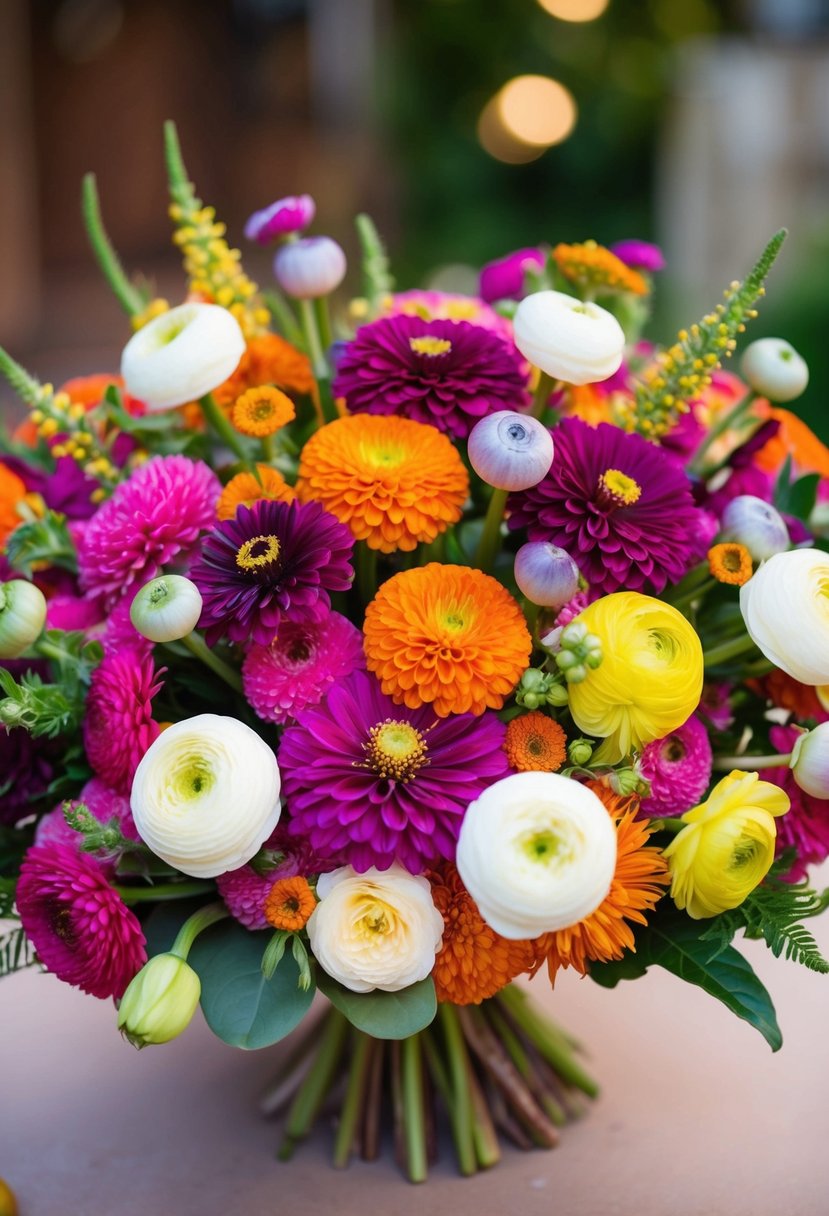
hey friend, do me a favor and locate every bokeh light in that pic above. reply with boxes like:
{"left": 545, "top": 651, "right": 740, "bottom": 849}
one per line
{"left": 478, "top": 75, "right": 577, "bottom": 164}
{"left": 537, "top": 0, "right": 610, "bottom": 23}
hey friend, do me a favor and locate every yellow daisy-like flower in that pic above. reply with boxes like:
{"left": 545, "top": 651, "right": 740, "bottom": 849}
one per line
{"left": 231, "top": 386, "right": 296, "bottom": 437}
{"left": 553, "top": 240, "right": 649, "bottom": 296}
{"left": 363, "top": 564, "right": 532, "bottom": 716}
{"left": 708, "top": 542, "right": 753, "bottom": 586}
{"left": 296, "top": 415, "right": 469, "bottom": 553}
{"left": 216, "top": 465, "right": 295, "bottom": 522}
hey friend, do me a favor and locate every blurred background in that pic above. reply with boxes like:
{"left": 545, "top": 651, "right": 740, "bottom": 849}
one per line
{"left": 1, "top": 0, "right": 828, "bottom": 434}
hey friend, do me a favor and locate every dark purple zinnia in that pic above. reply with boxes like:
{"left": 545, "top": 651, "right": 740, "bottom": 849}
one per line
{"left": 280, "top": 669, "right": 509, "bottom": 874}
{"left": 0, "top": 725, "right": 56, "bottom": 826}
{"left": 191, "top": 498, "right": 354, "bottom": 647}
{"left": 332, "top": 314, "right": 531, "bottom": 440}
{"left": 508, "top": 418, "right": 704, "bottom": 595}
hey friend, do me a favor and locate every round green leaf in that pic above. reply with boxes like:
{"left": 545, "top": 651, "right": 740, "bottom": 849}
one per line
{"left": 316, "top": 971, "right": 437, "bottom": 1039}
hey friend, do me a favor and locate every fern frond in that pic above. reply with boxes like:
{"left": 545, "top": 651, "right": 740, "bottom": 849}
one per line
{"left": 0, "top": 928, "right": 37, "bottom": 979}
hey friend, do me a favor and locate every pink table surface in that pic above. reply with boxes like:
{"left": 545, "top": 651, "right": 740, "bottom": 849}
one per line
{"left": 2, "top": 864, "right": 829, "bottom": 1216}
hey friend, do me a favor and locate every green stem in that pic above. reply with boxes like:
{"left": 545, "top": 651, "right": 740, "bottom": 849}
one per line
{"left": 401, "top": 1034, "right": 428, "bottom": 1183}
{"left": 530, "top": 372, "right": 556, "bottom": 421}
{"left": 652, "top": 817, "right": 685, "bottom": 835}
{"left": 356, "top": 542, "right": 378, "bottom": 606}
{"left": 299, "top": 298, "right": 329, "bottom": 380}
{"left": 496, "top": 988, "right": 597, "bottom": 1097}
{"left": 163, "top": 119, "right": 190, "bottom": 201}
{"left": 260, "top": 433, "right": 276, "bottom": 463}
{"left": 0, "top": 346, "right": 41, "bottom": 407}
{"left": 669, "top": 577, "right": 717, "bottom": 613}
{"left": 279, "top": 1009, "right": 348, "bottom": 1157}
{"left": 81, "top": 174, "right": 143, "bottom": 318}
{"left": 333, "top": 1032, "right": 373, "bottom": 1169}
{"left": 474, "top": 487, "right": 508, "bottom": 574}
{"left": 314, "top": 296, "right": 334, "bottom": 352}
{"left": 703, "top": 633, "right": 758, "bottom": 667}
{"left": 262, "top": 289, "right": 305, "bottom": 347}
{"left": 171, "top": 901, "right": 229, "bottom": 957}
{"left": 116, "top": 881, "right": 215, "bottom": 904}
{"left": 437, "top": 1004, "right": 477, "bottom": 1176}
{"left": 179, "top": 631, "right": 243, "bottom": 693}
{"left": 199, "top": 393, "right": 249, "bottom": 462}
{"left": 688, "top": 389, "right": 757, "bottom": 476}
{"left": 713, "top": 752, "right": 792, "bottom": 771}
{"left": 316, "top": 378, "right": 339, "bottom": 426}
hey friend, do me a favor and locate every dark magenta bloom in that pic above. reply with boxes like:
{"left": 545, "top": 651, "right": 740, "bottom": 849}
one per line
{"left": 0, "top": 726, "right": 55, "bottom": 826}
{"left": 191, "top": 498, "right": 354, "bottom": 647}
{"left": 479, "top": 248, "right": 545, "bottom": 303}
{"left": 244, "top": 194, "right": 315, "bottom": 244}
{"left": 279, "top": 670, "right": 509, "bottom": 873}
{"left": 610, "top": 240, "right": 665, "bottom": 273}
{"left": 332, "top": 314, "right": 531, "bottom": 440}
{"left": 508, "top": 417, "right": 703, "bottom": 595}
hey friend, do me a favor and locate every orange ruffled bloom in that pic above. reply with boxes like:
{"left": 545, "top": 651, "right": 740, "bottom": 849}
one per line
{"left": 231, "top": 386, "right": 296, "bottom": 437}
{"left": 752, "top": 405, "right": 829, "bottom": 479}
{"left": 297, "top": 415, "right": 469, "bottom": 553}
{"left": 430, "top": 863, "right": 535, "bottom": 1005}
{"left": 504, "top": 711, "right": 566, "bottom": 772}
{"left": 0, "top": 462, "right": 26, "bottom": 544}
{"left": 553, "top": 241, "right": 648, "bottom": 296}
{"left": 746, "top": 668, "right": 829, "bottom": 723}
{"left": 363, "top": 564, "right": 532, "bottom": 716}
{"left": 263, "top": 875, "right": 316, "bottom": 932}
{"left": 216, "top": 465, "right": 295, "bottom": 521}
{"left": 708, "top": 542, "right": 753, "bottom": 586}
{"left": 531, "top": 782, "right": 669, "bottom": 985}
{"left": 212, "top": 333, "right": 314, "bottom": 409}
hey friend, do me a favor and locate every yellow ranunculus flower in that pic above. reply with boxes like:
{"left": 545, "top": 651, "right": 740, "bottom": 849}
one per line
{"left": 566, "top": 592, "right": 704, "bottom": 763}
{"left": 663, "top": 771, "right": 790, "bottom": 919}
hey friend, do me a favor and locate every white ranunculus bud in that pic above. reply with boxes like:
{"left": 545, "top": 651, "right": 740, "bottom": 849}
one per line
{"left": 130, "top": 714, "right": 281, "bottom": 878}
{"left": 121, "top": 302, "right": 246, "bottom": 411}
{"left": 739, "top": 549, "right": 829, "bottom": 686}
{"left": 307, "top": 865, "right": 443, "bottom": 993}
{"left": 0, "top": 580, "right": 47, "bottom": 659}
{"left": 467, "top": 412, "right": 554, "bottom": 491}
{"left": 512, "top": 290, "right": 625, "bottom": 386}
{"left": 130, "top": 575, "right": 203, "bottom": 643}
{"left": 741, "top": 338, "right": 809, "bottom": 403}
{"left": 274, "top": 236, "right": 347, "bottom": 299}
{"left": 790, "top": 723, "right": 829, "bottom": 799}
{"left": 720, "top": 495, "right": 789, "bottom": 561}
{"left": 456, "top": 771, "right": 617, "bottom": 939}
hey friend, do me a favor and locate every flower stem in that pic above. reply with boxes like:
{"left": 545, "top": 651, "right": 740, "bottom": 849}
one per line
{"left": 437, "top": 1004, "right": 477, "bottom": 1175}
{"left": 171, "top": 901, "right": 229, "bottom": 957}
{"left": 199, "top": 392, "right": 249, "bottom": 462}
{"left": 356, "top": 541, "right": 378, "bottom": 607}
{"left": 474, "top": 487, "right": 508, "bottom": 574}
{"left": 713, "top": 752, "right": 792, "bottom": 771}
{"left": 178, "top": 631, "right": 243, "bottom": 693}
{"left": 314, "top": 296, "right": 334, "bottom": 353}
{"left": 688, "top": 389, "right": 756, "bottom": 476}
{"left": 401, "top": 1034, "right": 428, "bottom": 1183}
{"left": 332, "top": 1031, "right": 373, "bottom": 1169}
{"left": 116, "top": 881, "right": 215, "bottom": 903}
{"left": 669, "top": 577, "right": 717, "bottom": 613}
{"left": 530, "top": 372, "right": 557, "bottom": 421}
{"left": 651, "top": 817, "right": 686, "bottom": 834}
{"left": 495, "top": 987, "right": 598, "bottom": 1097}
{"left": 279, "top": 1008, "right": 348, "bottom": 1159}
{"left": 81, "top": 173, "right": 143, "bottom": 318}
{"left": 260, "top": 433, "right": 276, "bottom": 463}
{"left": 299, "top": 298, "right": 329, "bottom": 381}
{"left": 703, "top": 633, "right": 758, "bottom": 667}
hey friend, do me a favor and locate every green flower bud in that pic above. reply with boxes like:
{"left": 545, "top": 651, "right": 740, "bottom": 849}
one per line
{"left": 561, "top": 621, "right": 587, "bottom": 647}
{"left": 563, "top": 663, "right": 587, "bottom": 684}
{"left": 568, "top": 738, "right": 594, "bottom": 766}
{"left": 518, "top": 690, "right": 544, "bottom": 709}
{"left": 130, "top": 575, "right": 203, "bottom": 644}
{"left": 545, "top": 682, "right": 570, "bottom": 707}
{"left": 0, "top": 580, "right": 47, "bottom": 659}
{"left": 555, "top": 650, "right": 580, "bottom": 671}
{"left": 117, "top": 953, "right": 201, "bottom": 1048}
{"left": 609, "top": 768, "right": 642, "bottom": 796}
{"left": 519, "top": 668, "right": 547, "bottom": 692}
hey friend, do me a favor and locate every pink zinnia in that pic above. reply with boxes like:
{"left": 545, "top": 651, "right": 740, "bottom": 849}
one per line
{"left": 45, "top": 594, "right": 104, "bottom": 634}
{"left": 639, "top": 715, "right": 713, "bottom": 818}
{"left": 762, "top": 726, "right": 829, "bottom": 881}
{"left": 242, "top": 611, "right": 365, "bottom": 724}
{"left": 78, "top": 455, "right": 221, "bottom": 609}
{"left": 84, "top": 651, "right": 164, "bottom": 794}
{"left": 36, "top": 778, "right": 139, "bottom": 859}
{"left": 16, "top": 843, "right": 146, "bottom": 999}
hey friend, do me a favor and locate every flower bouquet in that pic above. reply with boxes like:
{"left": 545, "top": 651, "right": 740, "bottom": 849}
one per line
{"left": 2, "top": 121, "right": 828, "bottom": 1185}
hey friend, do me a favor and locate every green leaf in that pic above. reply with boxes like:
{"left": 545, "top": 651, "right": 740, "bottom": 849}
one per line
{"left": 0, "top": 926, "right": 37, "bottom": 978}
{"left": 189, "top": 919, "right": 314, "bottom": 1050}
{"left": 775, "top": 472, "right": 820, "bottom": 521}
{"left": 0, "top": 877, "right": 16, "bottom": 918}
{"left": 590, "top": 915, "right": 782, "bottom": 1051}
{"left": 316, "top": 971, "right": 437, "bottom": 1039}
{"left": 5, "top": 512, "right": 78, "bottom": 577}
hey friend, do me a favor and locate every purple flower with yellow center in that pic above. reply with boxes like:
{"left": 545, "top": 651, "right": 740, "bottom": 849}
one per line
{"left": 332, "top": 314, "right": 531, "bottom": 440}
{"left": 190, "top": 498, "right": 354, "bottom": 647}
{"left": 279, "top": 669, "right": 509, "bottom": 873}
{"left": 508, "top": 418, "right": 703, "bottom": 595}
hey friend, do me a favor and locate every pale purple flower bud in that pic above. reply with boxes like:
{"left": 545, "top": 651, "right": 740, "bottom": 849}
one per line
{"left": 244, "top": 195, "right": 316, "bottom": 244}
{"left": 610, "top": 240, "right": 665, "bottom": 273}
{"left": 274, "top": 236, "right": 347, "bottom": 299}
{"left": 791, "top": 723, "right": 829, "bottom": 799}
{"left": 467, "top": 411, "right": 554, "bottom": 491}
{"left": 479, "top": 248, "right": 545, "bottom": 303}
{"left": 721, "top": 495, "right": 789, "bottom": 561}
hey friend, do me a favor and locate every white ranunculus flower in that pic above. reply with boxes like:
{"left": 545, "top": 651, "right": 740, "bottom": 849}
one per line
{"left": 131, "top": 714, "right": 281, "bottom": 878}
{"left": 456, "top": 771, "right": 617, "bottom": 939}
{"left": 129, "top": 575, "right": 203, "bottom": 643}
{"left": 121, "top": 302, "right": 245, "bottom": 411}
{"left": 739, "top": 549, "right": 829, "bottom": 685}
{"left": 307, "top": 865, "right": 444, "bottom": 993}
{"left": 741, "top": 337, "right": 809, "bottom": 403}
{"left": 791, "top": 723, "right": 829, "bottom": 799}
{"left": 512, "top": 290, "right": 625, "bottom": 386}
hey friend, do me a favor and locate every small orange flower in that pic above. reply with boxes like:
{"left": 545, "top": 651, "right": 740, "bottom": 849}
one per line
{"left": 429, "top": 863, "right": 535, "bottom": 1004}
{"left": 216, "top": 465, "right": 295, "bottom": 521}
{"left": 504, "top": 712, "right": 566, "bottom": 772}
{"left": 297, "top": 414, "right": 469, "bottom": 553}
{"left": 0, "top": 462, "right": 26, "bottom": 544}
{"left": 263, "top": 875, "right": 316, "bottom": 932}
{"left": 531, "top": 781, "right": 669, "bottom": 985}
{"left": 363, "top": 564, "right": 532, "bottom": 716}
{"left": 708, "top": 542, "right": 753, "bottom": 586}
{"left": 213, "top": 333, "right": 314, "bottom": 408}
{"left": 231, "top": 386, "right": 296, "bottom": 437}
{"left": 553, "top": 241, "right": 648, "bottom": 296}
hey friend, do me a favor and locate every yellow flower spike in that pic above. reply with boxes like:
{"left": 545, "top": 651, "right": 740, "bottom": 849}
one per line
{"left": 663, "top": 771, "right": 789, "bottom": 919}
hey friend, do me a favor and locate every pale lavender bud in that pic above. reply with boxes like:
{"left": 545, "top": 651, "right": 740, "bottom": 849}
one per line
{"left": 721, "top": 495, "right": 789, "bottom": 561}
{"left": 467, "top": 411, "right": 554, "bottom": 491}
{"left": 244, "top": 195, "right": 315, "bottom": 244}
{"left": 514, "top": 542, "right": 580, "bottom": 608}
{"left": 274, "top": 236, "right": 346, "bottom": 299}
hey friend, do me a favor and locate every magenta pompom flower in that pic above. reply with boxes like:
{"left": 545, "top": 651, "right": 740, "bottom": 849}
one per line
{"left": 279, "top": 669, "right": 509, "bottom": 873}
{"left": 508, "top": 417, "right": 704, "bottom": 595}
{"left": 16, "top": 843, "right": 147, "bottom": 999}
{"left": 191, "top": 498, "right": 354, "bottom": 647}
{"left": 78, "top": 455, "right": 221, "bottom": 609}
{"left": 83, "top": 651, "right": 164, "bottom": 795}
{"left": 762, "top": 726, "right": 829, "bottom": 881}
{"left": 332, "top": 314, "right": 531, "bottom": 440}
{"left": 243, "top": 610, "right": 365, "bottom": 724}
{"left": 638, "top": 714, "right": 713, "bottom": 818}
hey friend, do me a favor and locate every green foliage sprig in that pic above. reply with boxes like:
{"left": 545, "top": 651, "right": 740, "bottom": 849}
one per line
{"left": 699, "top": 871, "right": 829, "bottom": 974}
{"left": 0, "top": 927, "right": 36, "bottom": 979}
{"left": 5, "top": 511, "right": 78, "bottom": 578}
{"left": 0, "top": 631, "right": 102, "bottom": 738}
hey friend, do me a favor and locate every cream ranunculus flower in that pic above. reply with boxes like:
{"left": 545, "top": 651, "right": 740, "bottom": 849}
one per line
{"left": 739, "top": 549, "right": 829, "bottom": 685}
{"left": 307, "top": 865, "right": 443, "bottom": 993}
{"left": 790, "top": 722, "right": 829, "bottom": 799}
{"left": 121, "top": 302, "right": 245, "bottom": 411}
{"left": 130, "top": 714, "right": 281, "bottom": 877}
{"left": 512, "top": 290, "right": 625, "bottom": 386}
{"left": 455, "top": 771, "right": 617, "bottom": 940}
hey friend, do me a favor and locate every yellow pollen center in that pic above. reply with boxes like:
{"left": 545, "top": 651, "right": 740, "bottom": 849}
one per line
{"left": 356, "top": 898, "right": 395, "bottom": 937}
{"left": 363, "top": 719, "right": 429, "bottom": 783}
{"left": 599, "top": 468, "right": 642, "bottom": 506}
{"left": 235, "top": 534, "right": 281, "bottom": 571}
{"left": 410, "top": 336, "right": 452, "bottom": 357}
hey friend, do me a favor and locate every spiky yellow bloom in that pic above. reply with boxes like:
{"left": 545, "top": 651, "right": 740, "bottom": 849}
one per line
{"left": 231, "top": 386, "right": 296, "bottom": 437}
{"left": 553, "top": 240, "right": 648, "bottom": 296}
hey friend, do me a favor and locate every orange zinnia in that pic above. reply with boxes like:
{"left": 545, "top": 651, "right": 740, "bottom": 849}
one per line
{"left": 263, "top": 875, "right": 316, "bottom": 932}
{"left": 296, "top": 415, "right": 469, "bottom": 553}
{"left": 231, "top": 386, "right": 296, "bottom": 437}
{"left": 216, "top": 465, "right": 295, "bottom": 521}
{"left": 212, "top": 333, "right": 314, "bottom": 408}
{"left": 553, "top": 241, "right": 648, "bottom": 296}
{"left": 363, "top": 564, "right": 532, "bottom": 716}
{"left": 707, "top": 542, "right": 753, "bottom": 586}
{"left": 531, "top": 781, "right": 669, "bottom": 985}
{"left": 429, "top": 863, "right": 535, "bottom": 1005}
{"left": 0, "top": 462, "right": 26, "bottom": 544}
{"left": 504, "top": 711, "right": 566, "bottom": 772}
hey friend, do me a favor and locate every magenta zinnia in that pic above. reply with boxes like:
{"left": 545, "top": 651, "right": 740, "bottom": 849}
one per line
{"left": 332, "top": 314, "right": 531, "bottom": 440}
{"left": 279, "top": 669, "right": 509, "bottom": 873}
{"left": 83, "top": 650, "right": 164, "bottom": 795}
{"left": 191, "top": 498, "right": 354, "bottom": 647}
{"left": 508, "top": 417, "right": 704, "bottom": 594}
{"left": 16, "top": 843, "right": 147, "bottom": 999}
{"left": 638, "top": 714, "right": 713, "bottom": 818}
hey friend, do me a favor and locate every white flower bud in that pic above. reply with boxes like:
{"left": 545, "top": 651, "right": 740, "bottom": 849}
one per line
{"left": 130, "top": 575, "right": 203, "bottom": 643}
{"left": 274, "top": 236, "right": 347, "bottom": 299}
{"left": 739, "top": 549, "right": 829, "bottom": 685}
{"left": 121, "top": 302, "right": 246, "bottom": 411}
{"left": 720, "top": 495, "right": 789, "bottom": 561}
{"left": 790, "top": 723, "right": 829, "bottom": 799}
{"left": 456, "top": 771, "right": 617, "bottom": 939}
{"left": 512, "top": 290, "right": 625, "bottom": 386}
{"left": 741, "top": 338, "right": 809, "bottom": 403}
{"left": 0, "top": 580, "right": 47, "bottom": 659}
{"left": 514, "top": 542, "right": 580, "bottom": 608}
{"left": 467, "top": 412, "right": 554, "bottom": 491}
{"left": 307, "top": 865, "right": 443, "bottom": 993}
{"left": 131, "top": 714, "right": 281, "bottom": 877}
